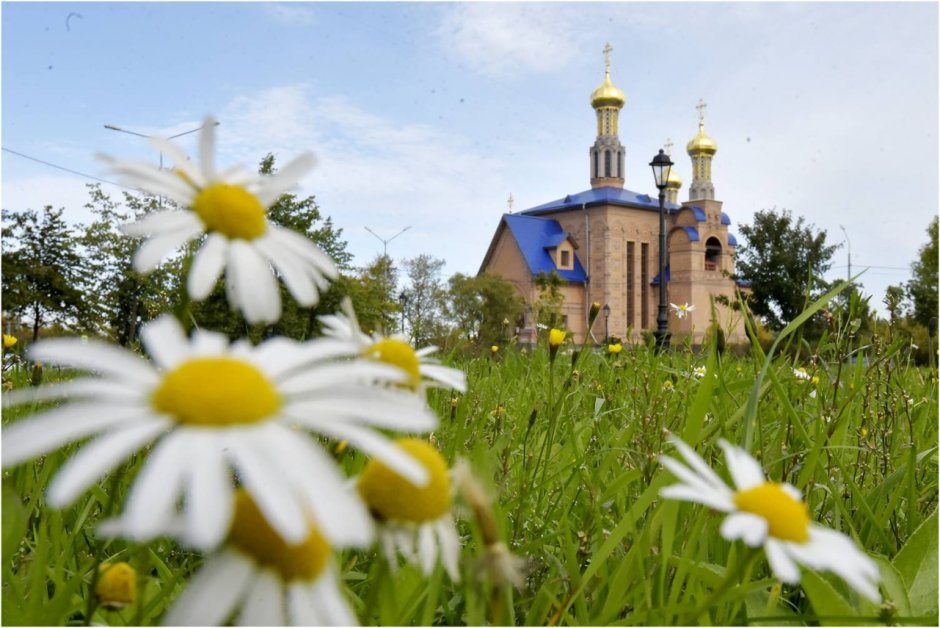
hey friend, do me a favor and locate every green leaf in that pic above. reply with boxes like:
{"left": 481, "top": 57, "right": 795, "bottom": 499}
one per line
{"left": 801, "top": 569, "right": 858, "bottom": 624}
{"left": 1, "top": 481, "right": 28, "bottom": 561}
{"left": 892, "top": 509, "right": 938, "bottom": 617}
{"left": 872, "top": 556, "right": 911, "bottom": 617}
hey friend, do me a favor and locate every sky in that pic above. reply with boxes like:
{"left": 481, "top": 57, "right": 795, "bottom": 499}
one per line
{"left": 2, "top": 1, "right": 938, "bottom": 317}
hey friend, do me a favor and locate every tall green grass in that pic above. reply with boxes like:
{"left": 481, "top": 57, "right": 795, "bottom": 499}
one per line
{"left": 3, "top": 307, "right": 937, "bottom": 626}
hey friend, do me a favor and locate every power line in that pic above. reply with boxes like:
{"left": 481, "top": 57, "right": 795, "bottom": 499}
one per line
{"left": 2, "top": 147, "right": 135, "bottom": 190}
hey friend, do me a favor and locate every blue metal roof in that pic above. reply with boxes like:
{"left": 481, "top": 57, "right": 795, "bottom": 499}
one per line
{"left": 721, "top": 212, "right": 731, "bottom": 226}
{"left": 502, "top": 214, "right": 587, "bottom": 282}
{"left": 521, "top": 186, "right": 681, "bottom": 215}
{"left": 652, "top": 265, "right": 671, "bottom": 285}
{"left": 679, "top": 226, "right": 700, "bottom": 242}
{"left": 690, "top": 206, "right": 706, "bottom": 222}
{"left": 728, "top": 233, "right": 738, "bottom": 246}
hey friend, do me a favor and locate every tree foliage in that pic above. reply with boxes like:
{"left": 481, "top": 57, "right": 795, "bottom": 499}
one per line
{"left": 189, "top": 154, "right": 352, "bottom": 340}
{"left": 446, "top": 272, "right": 524, "bottom": 346}
{"left": 1, "top": 207, "right": 88, "bottom": 340}
{"left": 344, "top": 255, "right": 400, "bottom": 336}
{"left": 736, "top": 208, "right": 837, "bottom": 330}
{"left": 402, "top": 254, "right": 446, "bottom": 346}
{"left": 907, "top": 216, "right": 938, "bottom": 327}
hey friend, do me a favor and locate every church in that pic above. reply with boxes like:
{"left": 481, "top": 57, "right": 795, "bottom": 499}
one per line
{"left": 479, "top": 45, "right": 749, "bottom": 346}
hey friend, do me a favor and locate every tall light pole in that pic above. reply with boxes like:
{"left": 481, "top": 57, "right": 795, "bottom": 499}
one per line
{"left": 839, "top": 224, "right": 852, "bottom": 283}
{"left": 102, "top": 120, "right": 216, "bottom": 346}
{"left": 650, "top": 148, "right": 674, "bottom": 351}
{"left": 603, "top": 303, "right": 611, "bottom": 343}
{"left": 365, "top": 225, "right": 412, "bottom": 258}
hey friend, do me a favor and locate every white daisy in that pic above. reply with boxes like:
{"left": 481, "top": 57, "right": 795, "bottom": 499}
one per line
{"left": 100, "top": 116, "right": 337, "bottom": 324}
{"left": 691, "top": 366, "right": 707, "bottom": 379}
{"left": 670, "top": 302, "right": 696, "bottom": 319}
{"left": 164, "top": 490, "right": 357, "bottom": 626}
{"left": 357, "top": 438, "right": 461, "bottom": 581}
{"left": 2, "top": 315, "right": 438, "bottom": 550}
{"left": 319, "top": 298, "right": 467, "bottom": 393}
{"left": 659, "top": 437, "right": 882, "bottom": 602}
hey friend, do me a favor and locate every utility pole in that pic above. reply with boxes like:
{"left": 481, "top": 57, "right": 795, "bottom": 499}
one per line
{"left": 839, "top": 225, "right": 852, "bottom": 282}
{"left": 364, "top": 225, "right": 411, "bottom": 258}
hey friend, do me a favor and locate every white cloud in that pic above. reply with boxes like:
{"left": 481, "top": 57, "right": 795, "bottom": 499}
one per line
{"left": 260, "top": 3, "right": 317, "bottom": 26}
{"left": 1, "top": 175, "right": 101, "bottom": 225}
{"left": 435, "top": 4, "right": 586, "bottom": 77}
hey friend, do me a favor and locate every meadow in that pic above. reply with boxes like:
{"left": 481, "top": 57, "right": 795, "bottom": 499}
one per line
{"left": 3, "top": 296, "right": 937, "bottom": 627}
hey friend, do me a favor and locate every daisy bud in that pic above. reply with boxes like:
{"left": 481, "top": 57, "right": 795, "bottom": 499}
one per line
{"left": 589, "top": 302, "right": 601, "bottom": 326}
{"left": 95, "top": 562, "right": 137, "bottom": 610}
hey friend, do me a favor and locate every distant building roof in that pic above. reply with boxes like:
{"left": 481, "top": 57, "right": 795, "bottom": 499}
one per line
{"left": 728, "top": 233, "right": 738, "bottom": 246}
{"left": 502, "top": 214, "right": 587, "bottom": 282}
{"left": 521, "top": 185, "right": 681, "bottom": 215}
{"left": 679, "top": 226, "right": 700, "bottom": 242}
{"left": 689, "top": 206, "right": 707, "bottom": 222}
{"left": 721, "top": 212, "right": 731, "bottom": 225}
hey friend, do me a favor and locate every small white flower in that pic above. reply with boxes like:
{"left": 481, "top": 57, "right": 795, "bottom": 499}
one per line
{"left": 357, "top": 438, "right": 461, "bottom": 581}
{"left": 2, "top": 315, "right": 438, "bottom": 550}
{"left": 793, "top": 367, "right": 811, "bottom": 380}
{"left": 692, "top": 366, "right": 707, "bottom": 379}
{"left": 659, "top": 437, "right": 881, "bottom": 602}
{"left": 101, "top": 116, "right": 337, "bottom": 324}
{"left": 164, "top": 490, "right": 357, "bottom": 626}
{"left": 320, "top": 298, "right": 466, "bottom": 393}
{"left": 670, "top": 303, "right": 695, "bottom": 319}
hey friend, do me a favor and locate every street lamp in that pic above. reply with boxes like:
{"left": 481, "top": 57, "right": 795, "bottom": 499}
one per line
{"left": 839, "top": 224, "right": 852, "bottom": 283}
{"left": 104, "top": 120, "right": 219, "bottom": 173}
{"left": 398, "top": 290, "right": 409, "bottom": 335}
{"left": 650, "top": 148, "right": 673, "bottom": 350}
{"left": 365, "top": 225, "right": 412, "bottom": 258}
{"left": 602, "top": 303, "right": 611, "bottom": 343}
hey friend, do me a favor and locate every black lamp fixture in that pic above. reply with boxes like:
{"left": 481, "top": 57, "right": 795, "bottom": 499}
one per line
{"left": 397, "top": 290, "right": 409, "bottom": 335}
{"left": 602, "top": 303, "right": 611, "bottom": 343}
{"left": 649, "top": 148, "right": 674, "bottom": 350}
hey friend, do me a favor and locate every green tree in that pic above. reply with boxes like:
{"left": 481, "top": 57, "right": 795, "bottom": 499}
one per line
{"left": 533, "top": 271, "right": 565, "bottom": 329}
{"left": 1, "top": 207, "right": 88, "bottom": 340}
{"left": 189, "top": 154, "right": 352, "bottom": 340}
{"left": 446, "top": 272, "right": 524, "bottom": 345}
{"left": 736, "top": 208, "right": 838, "bottom": 329}
{"left": 907, "top": 216, "right": 938, "bottom": 327}
{"left": 79, "top": 185, "right": 177, "bottom": 345}
{"left": 345, "top": 254, "right": 400, "bottom": 335}
{"left": 402, "top": 254, "right": 446, "bottom": 345}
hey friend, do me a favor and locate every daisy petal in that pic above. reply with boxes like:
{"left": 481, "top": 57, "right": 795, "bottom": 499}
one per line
{"left": 163, "top": 550, "right": 255, "bottom": 626}
{"left": 228, "top": 240, "right": 280, "bottom": 324}
{"left": 309, "top": 566, "right": 358, "bottom": 627}
{"left": 418, "top": 522, "right": 437, "bottom": 575}
{"left": 659, "top": 484, "right": 736, "bottom": 512}
{"left": 718, "top": 439, "right": 766, "bottom": 490}
{"left": 140, "top": 314, "right": 191, "bottom": 369}
{"left": 254, "top": 153, "right": 317, "bottom": 207}
{"left": 436, "top": 517, "right": 462, "bottom": 581}
{"left": 183, "top": 429, "right": 234, "bottom": 549}
{"left": 198, "top": 116, "right": 217, "bottom": 181}
{"left": 765, "top": 539, "right": 801, "bottom": 585}
{"left": 254, "top": 236, "right": 318, "bottom": 305}
{"left": 120, "top": 209, "right": 202, "bottom": 237}
{"left": 669, "top": 437, "right": 730, "bottom": 492}
{"left": 188, "top": 233, "right": 229, "bottom": 301}
{"left": 150, "top": 136, "right": 206, "bottom": 189}
{"left": 133, "top": 222, "right": 204, "bottom": 273}
{"left": 47, "top": 419, "right": 170, "bottom": 507}
{"left": 720, "top": 512, "right": 768, "bottom": 547}
{"left": 287, "top": 581, "right": 323, "bottom": 626}
{"left": 120, "top": 430, "right": 189, "bottom": 540}
{"left": 236, "top": 568, "right": 284, "bottom": 626}
{"left": 28, "top": 338, "right": 157, "bottom": 385}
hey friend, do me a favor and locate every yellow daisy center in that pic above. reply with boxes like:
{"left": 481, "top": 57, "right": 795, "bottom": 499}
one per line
{"left": 733, "top": 482, "right": 810, "bottom": 543}
{"left": 192, "top": 183, "right": 267, "bottom": 240}
{"left": 95, "top": 562, "right": 137, "bottom": 610}
{"left": 152, "top": 357, "right": 281, "bottom": 426}
{"left": 357, "top": 438, "right": 451, "bottom": 523}
{"left": 228, "top": 490, "right": 330, "bottom": 582}
{"left": 365, "top": 338, "right": 421, "bottom": 390}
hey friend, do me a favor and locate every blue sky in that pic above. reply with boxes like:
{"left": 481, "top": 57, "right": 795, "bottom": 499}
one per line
{"left": 3, "top": 1, "right": 937, "bottom": 316}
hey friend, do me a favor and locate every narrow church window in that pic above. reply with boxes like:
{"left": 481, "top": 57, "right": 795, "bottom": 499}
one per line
{"left": 627, "top": 241, "right": 635, "bottom": 328}
{"left": 605, "top": 150, "right": 611, "bottom": 177}
{"left": 617, "top": 151, "right": 622, "bottom": 178}
{"left": 705, "top": 237, "right": 722, "bottom": 271}
{"left": 641, "top": 243, "right": 650, "bottom": 328}
{"left": 594, "top": 151, "right": 599, "bottom": 178}
{"left": 560, "top": 250, "right": 571, "bottom": 268}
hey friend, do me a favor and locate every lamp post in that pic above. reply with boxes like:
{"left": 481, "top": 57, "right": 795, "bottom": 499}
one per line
{"left": 365, "top": 225, "right": 412, "bottom": 258}
{"left": 839, "top": 224, "right": 852, "bottom": 283}
{"left": 398, "top": 290, "right": 409, "bottom": 336}
{"left": 650, "top": 148, "right": 674, "bottom": 350}
{"left": 602, "top": 303, "right": 611, "bottom": 343}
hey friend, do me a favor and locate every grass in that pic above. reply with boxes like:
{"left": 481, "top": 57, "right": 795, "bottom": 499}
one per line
{"left": 2, "top": 305, "right": 937, "bottom": 626}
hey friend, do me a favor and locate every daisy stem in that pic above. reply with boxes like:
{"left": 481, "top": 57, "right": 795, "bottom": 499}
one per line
{"left": 82, "top": 471, "right": 124, "bottom": 626}
{"left": 685, "top": 546, "right": 761, "bottom": 624}
{"left": 173, "top": 247, "right": 195, "bottom": 332}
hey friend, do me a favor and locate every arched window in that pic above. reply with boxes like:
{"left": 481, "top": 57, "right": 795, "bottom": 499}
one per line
{"left": 705, "top": 237, "right": 722, "bottom": 271}
{"left": 617, "top": 151, "right": 622, "bottom": 177}
{"left": 605, "top": 150, "right": 611, "bottom": 177}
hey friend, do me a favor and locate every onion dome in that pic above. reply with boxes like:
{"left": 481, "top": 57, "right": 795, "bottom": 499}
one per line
{"left": 591, "top": 72, "right": 625, "bottom": 108}
{"left": 687, "top": 123, "right": 718, "bottom": 155}
{"left": 666, "top": 165, "right": 683, "bottom": 189}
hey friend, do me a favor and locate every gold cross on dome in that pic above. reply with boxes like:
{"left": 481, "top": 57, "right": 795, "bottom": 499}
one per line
{"left": 603, "top": 42, "right": 613, "bottom": 72}
{"left": 697, "top": 98, "right": 707, "bottom": 125}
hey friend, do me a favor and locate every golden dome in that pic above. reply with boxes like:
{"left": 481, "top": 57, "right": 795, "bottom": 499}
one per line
{"left": 591, "top": 70, "right": 626, "bottom": 108}
{"left": 687, "top": 122, "right": 718, "bottom": 155}
{"left": 666, "top": 165, "right": 682, "bottom": 189}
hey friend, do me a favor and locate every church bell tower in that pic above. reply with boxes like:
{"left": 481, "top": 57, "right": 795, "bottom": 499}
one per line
{"left": 589, "top": 43, "right": 626, "bottom": 189}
